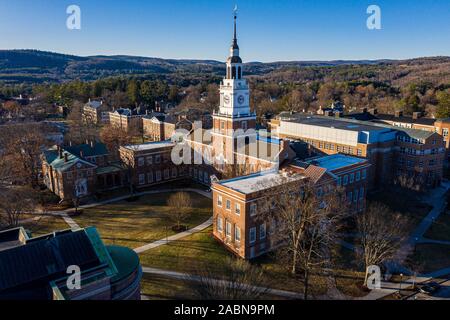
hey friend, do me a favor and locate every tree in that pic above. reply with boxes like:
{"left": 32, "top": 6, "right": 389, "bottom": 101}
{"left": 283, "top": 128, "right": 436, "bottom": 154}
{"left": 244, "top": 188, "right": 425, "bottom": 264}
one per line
{"left": 100, "top": 124, "right": 133, "bottom": 160}
{"left": 192, "top": 257, "right": 269, "bottom": 300}
{"left": 66, "top": 100, "right": 99, "bottom": 144}
{"left": 258, "top": 178, "right": 348, "bottom": 300}
{"left": 436, "top": 91, "right": 450, "bottom": 119}
{"left": 356, "top": 203, "right": 409, "bottom": 286}
{"left": 0, "top": 123, "right": 49, "bottom": 187}
{"left": 167, "top": 192, "right": 192, "bottom": 230}
{"left": 0, "top": 187, "right": 37, "bottom": 228}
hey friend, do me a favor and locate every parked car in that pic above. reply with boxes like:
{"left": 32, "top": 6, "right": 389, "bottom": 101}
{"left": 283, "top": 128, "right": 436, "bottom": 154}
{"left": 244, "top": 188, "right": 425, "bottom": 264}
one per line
{"left": 419, "top": 282, "right": 441, "bottom": 295}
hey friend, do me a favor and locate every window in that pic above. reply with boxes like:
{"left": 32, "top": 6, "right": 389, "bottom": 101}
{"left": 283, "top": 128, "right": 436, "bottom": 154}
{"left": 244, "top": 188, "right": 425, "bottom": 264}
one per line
{"left": 164, "top": 169, "right": 170, "bottom": 179}
{"left": 349, "top": 173, "right": 355, "bottom": 183}
{"left": 138, "top": 157, "right": 144, "bottom": 167}
{"left": 171, "top": 167, "right": 177, "bottom": 178}
{"left": 226, "top": 199, "right": 231, "bottom": 211}
{"left": 250, "top": 203, "right": 257, "bottom": 216}
{"left": 217, "top": 195, "right": 223, "bottom": 207}
{"left": 353, "top": 189, "right": 358, "bottom": 203}
{"left": 337, "top": 177, "right": 341, "bottom": 186}
{"left": 359, "top": 187, "right": 364, "bottom": 199}
{"left": 156, "top": 170, "right": 162, "bottom": 181}
{"left": 138, "top": 174, "right": 145, "bottom": 185}
{"left": 357, "top": 149, "right": 362, "bottom": 156}
{"left": 343, "top": 175, "right": 348, "bottom": 185}
{"left": 362, "top": 169, "right": 367, "bottom": 180}
{"left": 355, "top": 171, "right": 361, "bottom": 181}
{"left": 155, "top": 155, "right": 161, "bottom": 164}
{"left": 249, "top": 227, "right": 256, "bottom": 244}
{"left": 443, "top": 128, "right": 449, "bottom": 137}
{"left": 204, "top": 172, "right": 209, "bottom": 184}
{"left": 217, "top": 217, "right": 223, "bottom": 232}
{"left": 147, "top": 172, "right": 153, "bottom": 183}
{"left": 260, "top": 224, "right": 266, "bottom": 240}
{"left": 241, "top": 121, "right": 248, "bottom": 130}
{"left": 226, "top": 221, "right": 232, "bottom": 238}
{"left": 220, "top": 121, "right": 225, "bottom": 130}
{"left": 146, "top": 156, "right": 153, "bottom": 165}
{"left": 235, "top": 203, "right": 241, "bottom": 216}
{"left": 235, "top": 226, "right": 241, "bottom": 242}
{"left": 348, "top": 192, "right": 352, "bottom": 203}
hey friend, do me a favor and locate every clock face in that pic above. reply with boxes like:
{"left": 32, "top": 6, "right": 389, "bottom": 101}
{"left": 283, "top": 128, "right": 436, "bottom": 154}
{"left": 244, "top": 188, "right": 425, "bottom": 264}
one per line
{"left": 238, "top": 95, "right": 245, "bottom": 105}
{"left": 223, "top": 95, "right": 230, "bottom": 105}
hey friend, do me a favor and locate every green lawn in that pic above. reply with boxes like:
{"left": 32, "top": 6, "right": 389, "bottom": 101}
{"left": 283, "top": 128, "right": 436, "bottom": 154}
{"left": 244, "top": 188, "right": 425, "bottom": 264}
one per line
{"left": 367, "top": 188, "right": 431, "bottom": 233}
{"left": 73, "top": 191, "right": 212, "bottom": 249}
{"left": 424, "top": 214, "right": 450, "bottom": 242}
{"left": 139, "top": 227, "right": 367, "bottom": 298}
{"left": 407, "top": 244, "right": 450, "bottom": 274}
{"left": 20, "top": 215, "right": 70, "bottom": 237}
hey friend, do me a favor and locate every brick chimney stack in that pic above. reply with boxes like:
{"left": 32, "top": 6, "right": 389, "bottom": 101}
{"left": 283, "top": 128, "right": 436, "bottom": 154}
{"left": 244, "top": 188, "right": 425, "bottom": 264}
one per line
{"left": 64, "top": 153, "right": 69, "bottom": 163}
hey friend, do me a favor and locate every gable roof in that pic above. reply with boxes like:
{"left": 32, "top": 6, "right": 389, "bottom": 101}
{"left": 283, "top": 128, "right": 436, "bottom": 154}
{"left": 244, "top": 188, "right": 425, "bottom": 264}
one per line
{"left": 43, "top": 147, "right": 96, "bottom": 172}
{"left": 64, "top": 142, "right": 108, "bottom": 158}
{"left": 303, "top": 165, "right": 329, "bottom": 184}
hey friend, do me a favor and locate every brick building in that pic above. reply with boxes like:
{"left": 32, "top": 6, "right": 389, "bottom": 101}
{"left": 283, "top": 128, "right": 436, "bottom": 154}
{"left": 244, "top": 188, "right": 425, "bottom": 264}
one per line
{"left": 108, "top": 108, "right": 145, "bottom": 133}
{"left": 42, "top": 142, "right": 124, "bottom": 201}
{"left": 82, "top": 99, "right": 109, "bottom": 124}
{"left": 211, "top": 154, "right": 370, "bottom": 259}
{"left": 270, "top": 113, "right": 445, "bottom": 191}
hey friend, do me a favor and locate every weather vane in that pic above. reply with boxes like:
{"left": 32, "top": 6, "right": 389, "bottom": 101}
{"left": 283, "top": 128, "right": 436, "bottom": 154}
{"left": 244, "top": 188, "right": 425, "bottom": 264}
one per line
{"left": 234, "top": 5, "right": 238, "bottom": 16}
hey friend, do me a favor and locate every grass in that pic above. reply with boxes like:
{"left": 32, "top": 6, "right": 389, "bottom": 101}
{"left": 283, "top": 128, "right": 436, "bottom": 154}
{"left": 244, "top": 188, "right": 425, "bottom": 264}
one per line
{"left": 367, "top": 187, "right": 431, "bottom": 232}
{"left": 424, "top": 213, "right": 450, "bottom": 242}
{"left": 140, "top": 274, "right": 198, "bottom": 300}
{"left": 73, "top": 191, "right": 212, "bottom": 249}
{"left": 20, "top": 215, "right": 70, "bottom": 237}
{"left": 139, "top": 227, "right": 367, "bottom": 298}
{"left": 407, "top": 244, "right": 450, "bottom": 274}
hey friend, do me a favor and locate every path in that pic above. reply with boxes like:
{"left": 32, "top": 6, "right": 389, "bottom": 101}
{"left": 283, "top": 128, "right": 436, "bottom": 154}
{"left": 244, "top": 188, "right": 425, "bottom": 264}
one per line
{"left": 134, "top": 217, "right": 213, "bottom": 254}
{"left": 141, "top": 266, "right": 303, "bottom": 300}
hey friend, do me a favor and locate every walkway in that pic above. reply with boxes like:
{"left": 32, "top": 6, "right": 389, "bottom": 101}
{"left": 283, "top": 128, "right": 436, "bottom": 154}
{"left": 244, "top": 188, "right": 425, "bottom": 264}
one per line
{"left": 134, "top": 217, "right": 213, "bottom": 254}
{"left": 141, "top": 266, "right": 303, "bottom": 300}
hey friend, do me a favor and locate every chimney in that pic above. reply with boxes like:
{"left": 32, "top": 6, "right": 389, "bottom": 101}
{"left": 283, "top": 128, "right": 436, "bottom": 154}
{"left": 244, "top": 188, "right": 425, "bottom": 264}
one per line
{"left": 395, "top": 111, "right": 403, "bottom": 118}
{"left": 58, "top": 146, "right": 63, "bottom": 159}
{"left": 64, "top": 153, "right": 69, "bottom": 163}
{"left": 412, "top": 112, "right": 422, "bottom": 120}
{"left": 80, "top": 150, "right": 84, "bottom": 158}
{"left": 90, "top": 140, "right": 94, "bottom": 148}
{"left": 362, "top": 107, "right": 368, "bottom": 113}
{"left": 88, "top": 98, "right": 91, "bottom": 103}
{"left": 369, "top": 108, "right": 378, "bottom": 115}
{"left": 69, "top": 141, "right": 72, "bottom": 147}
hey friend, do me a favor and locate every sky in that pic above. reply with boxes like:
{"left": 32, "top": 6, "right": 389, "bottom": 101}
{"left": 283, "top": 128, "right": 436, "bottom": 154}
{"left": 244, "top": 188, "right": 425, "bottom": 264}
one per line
{"left": 0, "top": 0, "right": 449, "bottom": 62}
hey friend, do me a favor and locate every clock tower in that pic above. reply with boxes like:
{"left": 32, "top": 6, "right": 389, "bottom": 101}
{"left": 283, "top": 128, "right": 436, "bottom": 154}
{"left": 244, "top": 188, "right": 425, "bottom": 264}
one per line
{"left": 212, "top": 8, "right": 257, "bottom": 166}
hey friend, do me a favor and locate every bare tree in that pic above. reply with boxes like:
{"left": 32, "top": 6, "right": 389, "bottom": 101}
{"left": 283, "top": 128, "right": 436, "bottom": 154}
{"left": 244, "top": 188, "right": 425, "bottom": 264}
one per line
{"left": 258, "top": 177, "right": 348, "bottom": 300}
{"left": 100, "top": 124, "right": 133, "bottom": 160}
{"left": 356, "top": 203, "right": 409, "bottom": 286}
{"left": 167, "top": 192, "right": 192, "bottom": 231}
{"left": 66, "top": 101, "right": 99, "bottom": 144}
{"left": 192, "top": 257, "right": 269, "bottom": 300}
{"left": 0, "top": 187, "right": 37, "bottom": 228}
{"left": 0, "top": 123, "right": 49, "bottom": 187}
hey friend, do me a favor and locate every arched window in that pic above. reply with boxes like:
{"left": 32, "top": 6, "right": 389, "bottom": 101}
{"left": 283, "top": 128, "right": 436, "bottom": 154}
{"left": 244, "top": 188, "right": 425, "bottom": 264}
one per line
{"left": 232, "top": 66, "right": 236, "bottom": 79}
{"left": 227, "top": 67, "right": 231, "bottom": 79}
{"left": 238, "top": 66, "right": 242, "bottom": 79}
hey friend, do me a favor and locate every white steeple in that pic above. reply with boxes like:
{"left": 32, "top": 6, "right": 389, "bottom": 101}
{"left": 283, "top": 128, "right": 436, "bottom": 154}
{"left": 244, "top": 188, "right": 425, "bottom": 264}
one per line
{"left": 217, "top": 7, "right": 252, "bottom": 117}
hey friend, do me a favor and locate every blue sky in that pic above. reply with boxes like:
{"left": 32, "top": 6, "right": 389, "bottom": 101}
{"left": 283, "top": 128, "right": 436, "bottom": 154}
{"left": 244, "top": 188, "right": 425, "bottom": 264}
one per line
{"left": 0, "top": 0, "right": 449, "bottom": 62}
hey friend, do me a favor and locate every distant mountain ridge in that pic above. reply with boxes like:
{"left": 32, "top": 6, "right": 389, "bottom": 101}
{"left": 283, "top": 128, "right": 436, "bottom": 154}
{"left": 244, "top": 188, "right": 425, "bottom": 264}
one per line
{"left": 0, "top": 49, "right": 449, "bottom": 84}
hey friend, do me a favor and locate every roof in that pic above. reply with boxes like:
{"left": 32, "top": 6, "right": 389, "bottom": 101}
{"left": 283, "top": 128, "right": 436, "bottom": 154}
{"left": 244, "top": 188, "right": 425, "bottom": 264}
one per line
{"left": 85, "top": 100, "right": 103, "bottom": 109}
{"left": 217, "top": 170, "right": 305, "bottom": 195}
{"left": 123, "top": 140, "right": 175, "bottom": 152}
{"left": 107, "top": 245, "right": 140, "bottom": 283}
{"left": 375, "top": 113, "right": 436, "bottom": 126}
{"left": 0, "top": 229, "right": 100, "bottom": 292}
{"left": 306, "top": 154, "right": 368, "bottom": 171}
{"left": 65, "top": 142, "right": 108, "bottom": 158}
{"left": 303, "top": 165, "right": 328, "bottom": 184}
{"left": 43, "top": 148, "right": 96, "bottom": 172}
{"left": 278, "top": 113, "right": 437, "bottom": 141}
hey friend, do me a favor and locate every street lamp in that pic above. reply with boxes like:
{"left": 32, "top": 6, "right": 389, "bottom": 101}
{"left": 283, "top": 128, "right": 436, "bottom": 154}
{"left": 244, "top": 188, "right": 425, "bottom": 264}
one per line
{"left": 399, "top": 273, "right": 404, "bottom": 295}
